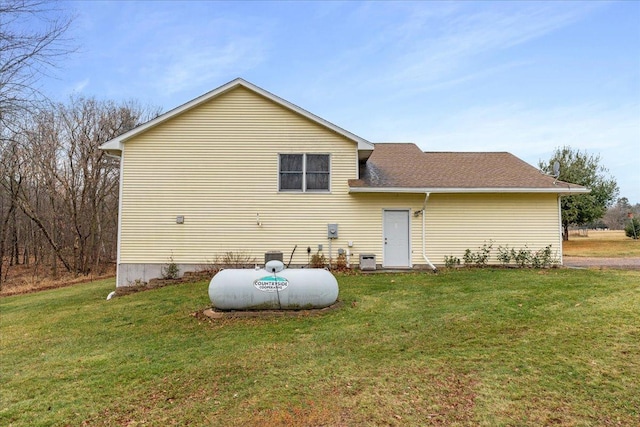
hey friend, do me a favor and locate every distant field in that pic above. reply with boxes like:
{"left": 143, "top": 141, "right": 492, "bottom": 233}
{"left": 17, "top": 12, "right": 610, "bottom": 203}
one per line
{"left": 564, "top": 230, "right": 640, "bottom": 257}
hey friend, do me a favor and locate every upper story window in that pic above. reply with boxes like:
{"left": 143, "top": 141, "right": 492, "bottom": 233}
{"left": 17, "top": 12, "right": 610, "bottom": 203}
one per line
{"left": 279, "top": 153, "right": 330, "bottom": 192}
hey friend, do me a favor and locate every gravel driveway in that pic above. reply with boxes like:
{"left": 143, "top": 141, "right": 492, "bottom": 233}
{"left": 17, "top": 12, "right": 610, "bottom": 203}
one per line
{"left": 563, "top": 256, "right": 640, "bottom": 270}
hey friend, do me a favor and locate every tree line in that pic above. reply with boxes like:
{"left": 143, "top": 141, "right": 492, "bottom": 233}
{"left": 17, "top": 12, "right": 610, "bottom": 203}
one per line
{"left": 0, "top": 1, "right": 160, "bottom": 288}
{"left": 0, "top": 97, "right": 156, "bottom": 287}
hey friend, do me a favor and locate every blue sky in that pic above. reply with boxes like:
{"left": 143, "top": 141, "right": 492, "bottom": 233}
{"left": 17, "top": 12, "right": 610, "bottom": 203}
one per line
{"left": 44, "top": 1, "right": 639, "bottom": 203}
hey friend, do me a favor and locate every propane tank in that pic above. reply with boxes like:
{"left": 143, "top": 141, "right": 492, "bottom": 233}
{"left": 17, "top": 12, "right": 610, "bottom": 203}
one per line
{"left": 208, "top": 260, "right": 338, "bottom": 310}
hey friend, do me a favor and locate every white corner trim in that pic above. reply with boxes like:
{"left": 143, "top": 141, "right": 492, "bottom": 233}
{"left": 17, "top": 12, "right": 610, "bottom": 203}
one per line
{"left": 114, "top": 146, "right": 124, "bottom": 287}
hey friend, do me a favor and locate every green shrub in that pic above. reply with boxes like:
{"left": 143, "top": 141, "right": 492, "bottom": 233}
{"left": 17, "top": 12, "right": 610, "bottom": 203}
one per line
{"left": 161, "top": 254, "right": 180, "bottom": 280}
{"left": 462, "top": 249, "right": 474, "bottom": 266}
{"left": 531, "top": 245, "right": 557, "bottom": 268}
{"left": 513, "top": 247, "right": 532, "bottom": 268}
{"left": 463, "top": 241, "right": 493, "bottom": 267}
{"left": 497, "top": 245, "right": 512, "bottom": 266}
{"left": 458, "top": 243, "right": 557, "bottom": 269}
{"left": 444, "top": 255, "right": 461, "bottom": 268}
{"left": 625, "top": 218, "right": 640, "bottom": 239}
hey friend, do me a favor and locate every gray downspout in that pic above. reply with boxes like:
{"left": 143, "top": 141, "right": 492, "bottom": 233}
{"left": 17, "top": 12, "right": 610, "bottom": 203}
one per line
{"left": 421, "top": 193, "right": 437, "bottom": 272}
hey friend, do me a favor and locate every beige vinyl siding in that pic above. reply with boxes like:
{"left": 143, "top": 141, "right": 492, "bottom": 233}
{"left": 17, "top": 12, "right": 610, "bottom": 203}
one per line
{"left": 119, "top": 86, "right": 398, "bottom": 266}
{"left": 345, "top": 192, "right": 560, "bottom": 267}
{"left": 423, "top": 193, "right": 561, "bottom": 264}
{"left": 118, "top": 86, "right": 562, "bottom": 275}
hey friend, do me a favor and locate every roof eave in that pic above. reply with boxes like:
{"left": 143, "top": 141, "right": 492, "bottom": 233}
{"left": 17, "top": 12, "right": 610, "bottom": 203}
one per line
{"left": 99, "top": 138, "right": 123, "bottom": 152}
{"left": 349, "top": 186, "right": 590, "bottom": 195}
{"left": 358, "top": 146, "right": 374, "bottom": 161}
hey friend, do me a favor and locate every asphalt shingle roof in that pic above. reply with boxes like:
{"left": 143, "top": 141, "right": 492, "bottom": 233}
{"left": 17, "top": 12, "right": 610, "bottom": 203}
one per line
{"left": 349, "top": 143, "right": 584, "bottom": 191}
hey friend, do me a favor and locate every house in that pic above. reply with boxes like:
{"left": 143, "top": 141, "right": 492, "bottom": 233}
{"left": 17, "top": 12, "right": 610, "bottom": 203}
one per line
{"left": 100, "top": 78, "right": 588, "bottom": 287}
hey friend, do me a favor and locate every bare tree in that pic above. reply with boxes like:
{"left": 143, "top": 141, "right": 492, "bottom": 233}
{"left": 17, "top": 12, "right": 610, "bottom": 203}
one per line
{"left": 0, "top": 0, "right": 74, "bottom": 128}
{"left": 0, "top": 96, "right": 157, "bottom": 289}
{"left": 43, "top": 96, "right": 149, "bottom": 274}
{"left": 0, "top": 2, "right": 160, "bottom": 289}
{"left": 0, "top": 135, "right": 21, "bottom": 284}
{"left": 0, "top": 0, "right": 75, "bottom": 289}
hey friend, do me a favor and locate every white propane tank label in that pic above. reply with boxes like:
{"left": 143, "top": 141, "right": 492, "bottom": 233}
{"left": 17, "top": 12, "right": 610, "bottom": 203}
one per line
{"left": 254, "top": 276, "right": 289, "bottom": 292}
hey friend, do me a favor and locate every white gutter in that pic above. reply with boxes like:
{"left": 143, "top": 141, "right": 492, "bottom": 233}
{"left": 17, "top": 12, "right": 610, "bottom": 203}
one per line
{"left": 350, "top": 186, "right": 590, "bottom": 195}
{"left": 420, "top": 193, "right": 437, "bottom": 272}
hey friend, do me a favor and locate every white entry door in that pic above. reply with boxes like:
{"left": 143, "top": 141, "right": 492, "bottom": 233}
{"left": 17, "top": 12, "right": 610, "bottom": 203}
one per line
{"left": 383, "top": 210, "right": 410, "bottom": 268}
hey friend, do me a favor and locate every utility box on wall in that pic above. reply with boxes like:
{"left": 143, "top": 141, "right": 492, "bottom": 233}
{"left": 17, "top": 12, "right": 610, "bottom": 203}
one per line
{"left": 359, "top": 254, "right": 376, "bottom": 271}
{"left": 327, "top": 223, "right": 338, "bottom": 239}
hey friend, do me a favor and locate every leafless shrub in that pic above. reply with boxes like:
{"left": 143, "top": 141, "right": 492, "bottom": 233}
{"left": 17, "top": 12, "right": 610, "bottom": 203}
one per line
{"left": 199, "top": 252, "right": 257, "bottom": 271}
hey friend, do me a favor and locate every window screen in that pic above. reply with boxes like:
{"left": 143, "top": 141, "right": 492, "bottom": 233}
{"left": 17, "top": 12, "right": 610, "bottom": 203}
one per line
{"left": 306, "top": 154, "right": 330, "bottom": 190}
{"left": 279, "top": 154, "right": 329, "bottom": 192}
{"left": 279, "top": 154, "right": 303, "bottom": 190}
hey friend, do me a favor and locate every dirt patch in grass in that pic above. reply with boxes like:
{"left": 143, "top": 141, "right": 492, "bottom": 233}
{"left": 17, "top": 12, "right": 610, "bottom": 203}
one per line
{"left": 244, "top": 401, "right": 350, "bottom": 427}
{"left": 229, "top": 366, "right": 477, "bottom": 427}
{"left": 326, "top": 367, "right": 478, "bottom": 426}
{"left": 194, "top": 302, "right": 345, "bottom": 322}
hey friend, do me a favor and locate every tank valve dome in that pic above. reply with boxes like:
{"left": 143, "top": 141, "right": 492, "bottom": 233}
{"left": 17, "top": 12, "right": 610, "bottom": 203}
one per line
{"left": 265, "top": 260, "right": 285, "bottom": 273}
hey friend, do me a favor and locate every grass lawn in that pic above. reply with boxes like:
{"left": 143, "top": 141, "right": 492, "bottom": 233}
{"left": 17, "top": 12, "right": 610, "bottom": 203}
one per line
{"left": 564, "top": 230, "right": 640, "bottom": 258}
{"left": 1, "top": 269, "right": 639, "bottom": 426}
